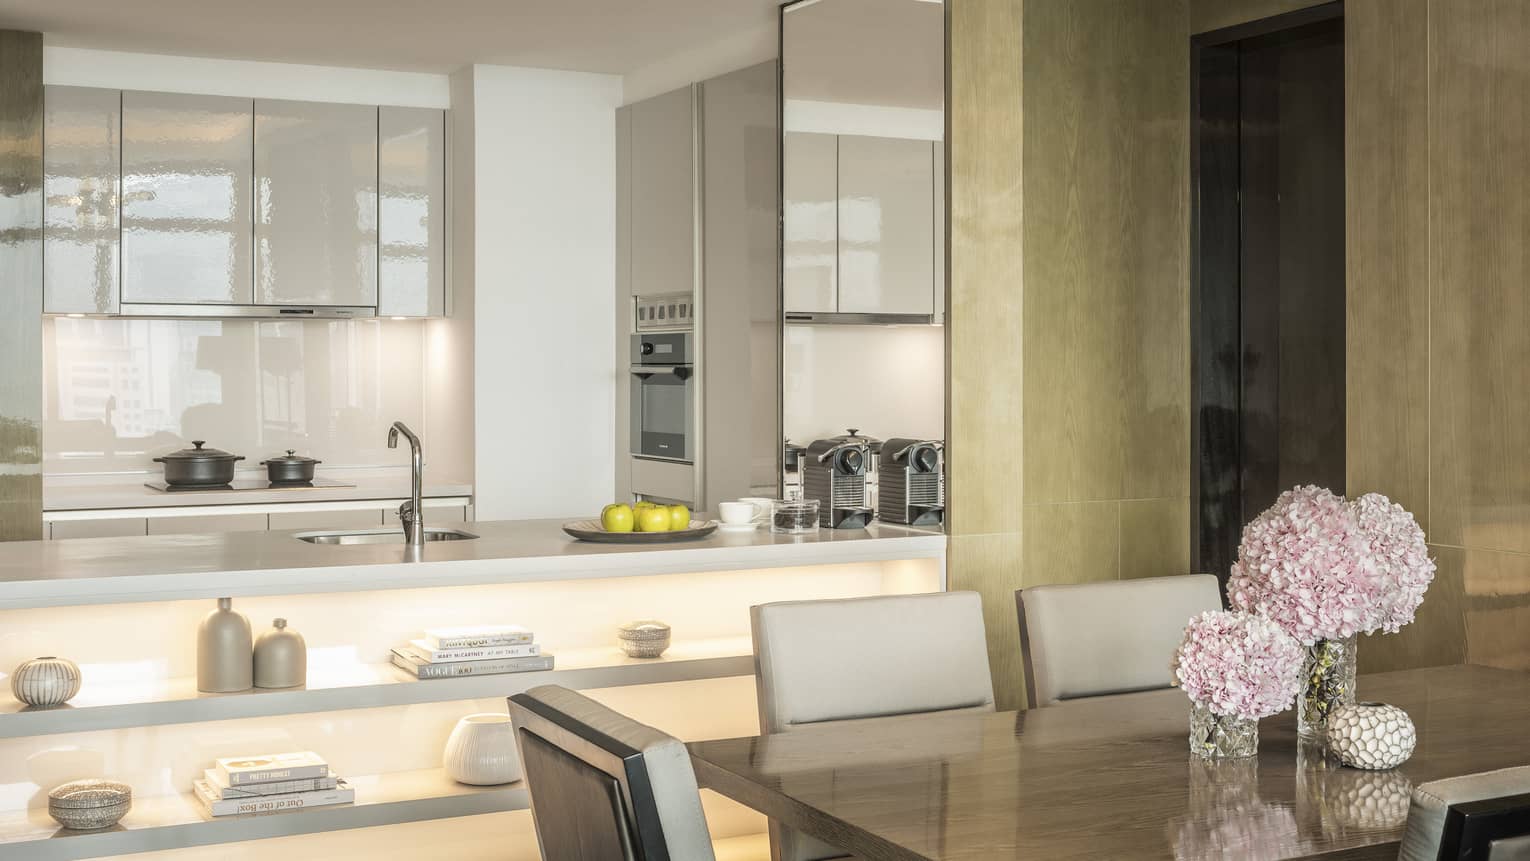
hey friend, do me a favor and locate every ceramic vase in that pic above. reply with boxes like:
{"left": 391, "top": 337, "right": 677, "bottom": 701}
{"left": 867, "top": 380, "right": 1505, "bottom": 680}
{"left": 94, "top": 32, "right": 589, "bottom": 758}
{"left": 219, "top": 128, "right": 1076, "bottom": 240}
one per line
{"left": 1297, "top": 636, "right": 1357, "bottom": 739}
{"left": 10, "top": 657, "right": 82, "bottom": 707}
{"left": 253, "top": 618, "right": 307, "bottom": 689}
{"left": 197, "top": 597, "right": 252, "bottom": 693}
{"left": 443, "top": 713, "right": 521, "bottom": 786}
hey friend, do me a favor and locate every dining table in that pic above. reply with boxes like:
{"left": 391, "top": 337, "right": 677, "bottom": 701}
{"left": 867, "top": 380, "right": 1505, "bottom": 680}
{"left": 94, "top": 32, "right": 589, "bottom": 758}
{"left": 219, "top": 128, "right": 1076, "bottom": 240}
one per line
{"left": 687, "top": 664, "right": 1530, "bottom": 860}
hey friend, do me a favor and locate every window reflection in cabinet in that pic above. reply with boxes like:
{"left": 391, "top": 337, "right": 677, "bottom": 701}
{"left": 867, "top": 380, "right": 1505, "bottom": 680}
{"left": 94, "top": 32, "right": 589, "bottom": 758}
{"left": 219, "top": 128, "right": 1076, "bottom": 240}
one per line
{"left": 379, "top": 107, "right": 445, "bottom": 317}
{"left": 837, "top": 135, "right": 935, "bottom": 316}
{"left": 783, "top": 132, "right": 837, "bottom": 313}
{"left": 254, "top": 99, "right": 378, "bottom": 308}
{"left": 44, "top": 86, "right": 121, "bottom": 315}
{"left": 121, "top": 91, "right": 254, "bottom": 305}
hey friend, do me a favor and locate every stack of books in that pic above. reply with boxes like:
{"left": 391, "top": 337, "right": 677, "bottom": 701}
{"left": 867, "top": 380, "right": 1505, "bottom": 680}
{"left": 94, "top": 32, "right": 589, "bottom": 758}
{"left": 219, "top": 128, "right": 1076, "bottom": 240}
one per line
{"left": 193, "top": 751, "right": 353, "bottom": 817}
{"left": 390, "top": 625, "right": 555, "bottom": 679}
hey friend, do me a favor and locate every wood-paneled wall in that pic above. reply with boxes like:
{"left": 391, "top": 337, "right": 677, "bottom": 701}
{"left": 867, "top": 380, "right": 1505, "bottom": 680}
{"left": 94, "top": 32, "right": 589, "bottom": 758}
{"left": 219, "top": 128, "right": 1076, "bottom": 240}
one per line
{"left": 1352, "top": 0, "right": 1530, "bottom": 675}
{"left": 947, "top": 0, "right": 1026, "bottom": 710}
{"left": 951, "top": 0, "right": 1530, "bottom": 701}
{"left": 947, "top": 0, "right": 1190, "bottom": 709}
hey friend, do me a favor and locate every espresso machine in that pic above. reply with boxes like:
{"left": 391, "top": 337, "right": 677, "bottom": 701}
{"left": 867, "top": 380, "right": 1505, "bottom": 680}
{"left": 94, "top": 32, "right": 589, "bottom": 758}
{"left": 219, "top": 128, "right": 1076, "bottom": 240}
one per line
{"left": 802, "top": 435, "right": 874, "bottom": 529}
{"left": 877, "top": 439, "right": 945, "bottom": 526}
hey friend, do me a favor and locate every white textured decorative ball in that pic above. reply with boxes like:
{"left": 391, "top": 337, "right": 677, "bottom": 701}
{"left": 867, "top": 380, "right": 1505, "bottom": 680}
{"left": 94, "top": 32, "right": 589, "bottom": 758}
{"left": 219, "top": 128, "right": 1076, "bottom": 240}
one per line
{"left": 1326, "top": 702, "right": 1416, "bottom": 769}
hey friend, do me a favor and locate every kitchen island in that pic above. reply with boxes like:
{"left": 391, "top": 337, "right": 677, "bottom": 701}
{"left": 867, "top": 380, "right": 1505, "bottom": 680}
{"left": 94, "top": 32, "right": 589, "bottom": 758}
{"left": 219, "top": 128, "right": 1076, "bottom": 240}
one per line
{"left": 0, "top": 519, "right": 945, "bottom": 861}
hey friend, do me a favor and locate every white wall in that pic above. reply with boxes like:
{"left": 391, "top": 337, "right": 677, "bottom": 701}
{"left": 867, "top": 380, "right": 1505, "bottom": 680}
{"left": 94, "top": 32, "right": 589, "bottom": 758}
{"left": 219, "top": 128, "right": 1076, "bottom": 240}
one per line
{"left": 43, "top": 46, "right": 449, "bottom": 107}
{"left": 782, "top": 324, "right": 945, "bottom": 446}
{"left": 467, "top": 65, "right": 623, "bottom": 519}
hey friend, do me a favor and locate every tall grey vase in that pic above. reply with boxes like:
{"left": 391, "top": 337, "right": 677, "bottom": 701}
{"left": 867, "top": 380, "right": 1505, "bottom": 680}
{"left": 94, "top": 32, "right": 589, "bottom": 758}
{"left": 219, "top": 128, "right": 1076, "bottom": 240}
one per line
{"left": 197, "top": 597, "right": 252, "bottom": 693}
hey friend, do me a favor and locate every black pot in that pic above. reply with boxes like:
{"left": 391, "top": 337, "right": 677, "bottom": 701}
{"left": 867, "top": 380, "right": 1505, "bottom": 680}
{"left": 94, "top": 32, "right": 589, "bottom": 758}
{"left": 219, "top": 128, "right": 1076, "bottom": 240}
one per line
{"left": 261, "top": 450, "right": 321, "bottom": 484}
{"left": 154, "top": 441, "right": 244, "bottom": 487}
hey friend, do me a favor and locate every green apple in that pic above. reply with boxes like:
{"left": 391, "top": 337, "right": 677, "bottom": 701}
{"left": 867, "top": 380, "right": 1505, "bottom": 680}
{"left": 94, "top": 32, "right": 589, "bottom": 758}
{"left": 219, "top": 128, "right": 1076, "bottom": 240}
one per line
{"left": 636, "top": 507, "right": 671, "bottom": 533}
{"left": 667, "top": 504, "right": 691, "bottom": 531}
{"left": 601, "top": 503, "right": 634, "bottom": 533}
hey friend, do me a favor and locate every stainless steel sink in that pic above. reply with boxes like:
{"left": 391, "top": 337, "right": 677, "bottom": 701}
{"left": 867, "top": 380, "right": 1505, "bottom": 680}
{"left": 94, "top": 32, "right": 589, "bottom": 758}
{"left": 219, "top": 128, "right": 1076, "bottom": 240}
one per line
{"left": 294, "top": 527, "right": 480, "bottom": 545}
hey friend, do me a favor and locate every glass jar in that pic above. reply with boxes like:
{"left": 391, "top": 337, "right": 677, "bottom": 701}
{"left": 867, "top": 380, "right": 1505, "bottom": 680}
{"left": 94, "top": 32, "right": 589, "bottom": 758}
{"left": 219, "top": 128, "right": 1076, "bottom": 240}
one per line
{"left": 1190, "top": 703, "right": 1259, "bottom": 760}
{"left": 770, "top": 499, "right": 819, "bottom": 534}
{"left": 1297, "top": 636, "right": 1357, "bottom": 739}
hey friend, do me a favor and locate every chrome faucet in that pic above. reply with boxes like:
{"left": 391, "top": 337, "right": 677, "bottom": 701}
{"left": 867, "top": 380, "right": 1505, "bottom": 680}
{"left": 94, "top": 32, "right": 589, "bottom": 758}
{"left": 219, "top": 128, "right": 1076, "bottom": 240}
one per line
{"left": 387, "top": 421, "right": 424, "bottom": 547}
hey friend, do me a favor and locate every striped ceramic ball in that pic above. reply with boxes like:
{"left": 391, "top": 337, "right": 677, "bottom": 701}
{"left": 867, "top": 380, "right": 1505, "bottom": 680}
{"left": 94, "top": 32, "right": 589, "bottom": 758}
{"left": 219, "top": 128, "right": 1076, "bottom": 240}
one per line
{"left": 10, "top": 657, "right": 82, "bottom": 707}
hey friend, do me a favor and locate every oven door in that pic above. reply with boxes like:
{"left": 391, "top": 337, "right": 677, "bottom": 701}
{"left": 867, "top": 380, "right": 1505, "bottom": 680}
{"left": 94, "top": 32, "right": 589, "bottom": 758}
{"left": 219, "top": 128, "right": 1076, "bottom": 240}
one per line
{"left": 630, "top": 365, "right": 694, "bottom": 462}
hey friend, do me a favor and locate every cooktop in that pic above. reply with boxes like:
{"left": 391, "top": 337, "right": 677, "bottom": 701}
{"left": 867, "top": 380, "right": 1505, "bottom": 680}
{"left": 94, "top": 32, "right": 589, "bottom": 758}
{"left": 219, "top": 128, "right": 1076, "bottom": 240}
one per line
{"left": 144, "top": 478, "right": 358, "bottom": 493}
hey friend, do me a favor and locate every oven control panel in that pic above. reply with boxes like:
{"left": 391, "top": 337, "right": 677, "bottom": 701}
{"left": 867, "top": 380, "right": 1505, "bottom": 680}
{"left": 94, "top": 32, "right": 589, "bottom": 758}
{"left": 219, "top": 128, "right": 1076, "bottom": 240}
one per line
{"left": 635, "top": 293, "right": 694, "bottom": 331}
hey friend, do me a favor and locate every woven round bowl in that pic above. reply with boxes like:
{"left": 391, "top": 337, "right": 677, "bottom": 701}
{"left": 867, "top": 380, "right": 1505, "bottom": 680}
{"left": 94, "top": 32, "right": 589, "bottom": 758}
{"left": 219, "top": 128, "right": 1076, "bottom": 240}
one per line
{"left": 617, "top": 621, "right": 672, "bottom": 659}
{"left": 48, "top": 779, "right": 131, "bottom": 830}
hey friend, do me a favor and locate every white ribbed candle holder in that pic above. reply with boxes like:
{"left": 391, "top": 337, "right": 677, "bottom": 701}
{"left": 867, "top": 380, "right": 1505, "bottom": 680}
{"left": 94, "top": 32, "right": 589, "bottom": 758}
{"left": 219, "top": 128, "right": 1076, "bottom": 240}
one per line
{"left": 443, "top": 713, "right": 522, "bottom": 786}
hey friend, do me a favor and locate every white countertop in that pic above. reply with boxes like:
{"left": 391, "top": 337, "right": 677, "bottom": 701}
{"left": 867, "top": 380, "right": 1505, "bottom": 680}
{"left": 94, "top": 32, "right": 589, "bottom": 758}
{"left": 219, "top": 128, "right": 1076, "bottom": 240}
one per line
{"left": 43, "top": 469, "right": 473, "bottom": 513}
{"left": 0, "top": 518, "right": 947, "bottom": 610}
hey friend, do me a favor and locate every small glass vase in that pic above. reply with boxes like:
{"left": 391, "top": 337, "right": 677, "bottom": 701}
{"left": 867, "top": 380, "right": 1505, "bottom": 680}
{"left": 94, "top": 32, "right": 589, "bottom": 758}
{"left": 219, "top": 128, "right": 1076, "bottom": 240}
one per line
{"left": 1189, "top": 703, "right": 1259, "bottom": 760}
{"left": 1297, "top": 636, "right": 1357, "bottom": 739}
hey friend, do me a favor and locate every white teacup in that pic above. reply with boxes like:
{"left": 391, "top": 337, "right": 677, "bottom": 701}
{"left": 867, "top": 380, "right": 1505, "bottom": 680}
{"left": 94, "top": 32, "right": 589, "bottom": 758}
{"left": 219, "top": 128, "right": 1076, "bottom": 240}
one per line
{"left": 718, "top": 502, "right": 757, "bottom": 525}
{"left": 739, "top": 497, "right": 773, "bottom": 522}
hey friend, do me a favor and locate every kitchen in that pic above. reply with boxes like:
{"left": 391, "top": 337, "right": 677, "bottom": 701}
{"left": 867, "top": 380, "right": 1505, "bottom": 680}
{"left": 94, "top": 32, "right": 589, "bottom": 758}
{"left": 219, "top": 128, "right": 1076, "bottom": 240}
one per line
{"left": 6, "top": 0, "right": 1530, "bottom": 859}
{"left": 0, "top": 1, "right": 950, "bottom": 859}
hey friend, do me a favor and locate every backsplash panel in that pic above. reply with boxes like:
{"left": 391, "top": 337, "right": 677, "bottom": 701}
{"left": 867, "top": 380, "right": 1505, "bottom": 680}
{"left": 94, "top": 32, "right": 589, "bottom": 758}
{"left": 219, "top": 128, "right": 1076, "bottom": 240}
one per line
{"left": 782, "top": 323, "right": 944, "bottom": 447}
{"left": 43, "top": 316, "right": 426, "bottom": 474}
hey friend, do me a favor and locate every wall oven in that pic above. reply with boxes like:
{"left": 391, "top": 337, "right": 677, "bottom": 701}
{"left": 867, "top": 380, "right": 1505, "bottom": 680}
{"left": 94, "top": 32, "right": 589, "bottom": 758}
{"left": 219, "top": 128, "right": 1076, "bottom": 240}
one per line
{"left": 630, "top": 295, "right": 695, "bottom": 463}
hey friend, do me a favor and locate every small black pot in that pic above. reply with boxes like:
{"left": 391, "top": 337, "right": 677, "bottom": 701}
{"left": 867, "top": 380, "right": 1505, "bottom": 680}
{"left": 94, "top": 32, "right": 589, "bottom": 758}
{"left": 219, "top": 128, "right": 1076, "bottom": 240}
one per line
{"left": 154, "top": 441, "right": 244, "bottom": 487}
{"left": 261, "top": 450, "right": 321, "bottom": 484}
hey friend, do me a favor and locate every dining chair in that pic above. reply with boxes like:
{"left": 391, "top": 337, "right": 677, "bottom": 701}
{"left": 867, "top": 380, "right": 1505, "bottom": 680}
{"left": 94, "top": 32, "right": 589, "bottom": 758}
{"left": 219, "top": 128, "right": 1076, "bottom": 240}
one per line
{"left": 751, "top": 590, "right": 995, "bottom": 860}
{"left": 1399, "top": 765, "right": 1530, "bottom": 861}
{"left": 1016, "top": 573, "right": 1222, "bottom": 708}
{"left": 508, "top": 684, "right": 717, "bottom": 861}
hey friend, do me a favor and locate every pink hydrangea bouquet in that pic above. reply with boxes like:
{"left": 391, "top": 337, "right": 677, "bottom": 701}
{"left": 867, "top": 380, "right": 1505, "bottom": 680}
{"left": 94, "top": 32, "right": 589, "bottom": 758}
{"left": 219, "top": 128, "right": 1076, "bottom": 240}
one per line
{"left": 1226, "top": 486, "right": 1380, "bottom": 644}
{"left": 1173, "top": 610, "right": 1305, "bottom": 721}
{"left": 1350, "top": 492, "right": 1435, "bottom": 634}
{"left": 1225, "top": 485, "right": 1435, "bottom": 737}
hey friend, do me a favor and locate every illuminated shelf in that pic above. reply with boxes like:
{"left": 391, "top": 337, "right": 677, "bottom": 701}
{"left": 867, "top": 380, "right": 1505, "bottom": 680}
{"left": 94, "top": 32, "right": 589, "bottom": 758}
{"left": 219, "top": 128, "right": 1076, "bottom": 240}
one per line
{"left": 0, "top": 637, "right": 755, "bottom": 739}
{"left": 0, "top": 767, "right": 527, "bottom": 861}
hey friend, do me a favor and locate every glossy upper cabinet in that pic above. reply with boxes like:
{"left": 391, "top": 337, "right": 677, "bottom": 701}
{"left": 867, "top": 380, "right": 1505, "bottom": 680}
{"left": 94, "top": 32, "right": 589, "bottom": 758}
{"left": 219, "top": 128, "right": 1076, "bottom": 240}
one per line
{"left": 44, "top": 86, "right": 120, "bottom": 315}
{"left": 837, "top": 135, "right": 935, "bottom": 315}
{"left": 379, "top": 107, "right": 446, "bottom": 317}
{"left": 122, "top": 91, "right": 254, "bottom": 305}
{"left": 628, "top": 85, "right": 695, "bottom": 297}
{"left": 783, "top": 132, "right": 838, "bottom": 314}
{"left": 254, "top": 99, "right": 378, "bottom": 307}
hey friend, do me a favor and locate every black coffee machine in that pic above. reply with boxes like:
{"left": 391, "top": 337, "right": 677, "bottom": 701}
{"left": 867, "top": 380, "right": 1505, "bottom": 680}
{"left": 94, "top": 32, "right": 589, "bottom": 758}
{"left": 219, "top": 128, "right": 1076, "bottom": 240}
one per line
{"left": 802, "top": 436, "right": 874, "bottom": 529}
{"left": 877, "top": 439, "right": 945, "bottom": 526}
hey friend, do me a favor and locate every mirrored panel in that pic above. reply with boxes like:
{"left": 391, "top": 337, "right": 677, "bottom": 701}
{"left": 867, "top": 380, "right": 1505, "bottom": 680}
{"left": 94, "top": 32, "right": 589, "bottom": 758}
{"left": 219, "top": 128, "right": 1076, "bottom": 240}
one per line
{"left": 780, "top": 0, "right": 946, "bottom": 522}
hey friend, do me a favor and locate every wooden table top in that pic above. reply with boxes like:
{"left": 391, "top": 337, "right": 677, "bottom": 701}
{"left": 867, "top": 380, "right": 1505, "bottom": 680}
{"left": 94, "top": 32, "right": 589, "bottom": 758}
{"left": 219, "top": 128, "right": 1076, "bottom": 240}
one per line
{"left": 688, "top": 665, "right": 1530, "bottom": 860}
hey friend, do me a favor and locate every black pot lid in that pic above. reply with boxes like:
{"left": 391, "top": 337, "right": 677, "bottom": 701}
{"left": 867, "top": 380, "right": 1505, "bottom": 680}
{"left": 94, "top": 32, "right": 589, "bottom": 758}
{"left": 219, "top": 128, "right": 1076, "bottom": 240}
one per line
{"left": 261, "top": 449, "right": 322, "bottom": 466}
{"left": 158, "top": 440, "right": 241, "bottom": 462}
{"left": 828, "top": 428, "right": 883, "bottom": 447}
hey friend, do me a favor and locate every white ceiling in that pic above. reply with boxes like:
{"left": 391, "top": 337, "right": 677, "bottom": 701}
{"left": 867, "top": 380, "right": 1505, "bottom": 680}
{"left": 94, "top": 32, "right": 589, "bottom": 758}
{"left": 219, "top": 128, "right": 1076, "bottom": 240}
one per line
{"left": 0, "top": 0, "right": 783, "bottom": 76}
{"left": 784, "top": 0, "right": 944, "bottom": 110}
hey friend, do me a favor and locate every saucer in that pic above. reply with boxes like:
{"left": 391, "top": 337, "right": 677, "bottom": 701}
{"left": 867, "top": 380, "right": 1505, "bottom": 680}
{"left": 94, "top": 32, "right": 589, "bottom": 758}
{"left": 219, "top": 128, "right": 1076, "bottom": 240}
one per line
{"left": 717, "top": 522, "right": 759, "bottom": 533}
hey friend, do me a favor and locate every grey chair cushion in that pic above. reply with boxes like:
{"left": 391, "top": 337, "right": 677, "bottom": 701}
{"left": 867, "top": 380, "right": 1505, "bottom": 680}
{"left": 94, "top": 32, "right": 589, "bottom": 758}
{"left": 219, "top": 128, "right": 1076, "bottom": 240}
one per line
{"left": 751, "top": 591, "right": 995, "bottom": 733}
{"left": 1400, "top": 765, "right": 1530, "bottom": 861}
{"left": 751, "top": 591, "right": 994, "bottom": 861}
{"left": 1017, "top": 573, "right": 1222, "bottom": 708}
{"left": 518, "top": 685, "right": 716, "bottom": 861}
